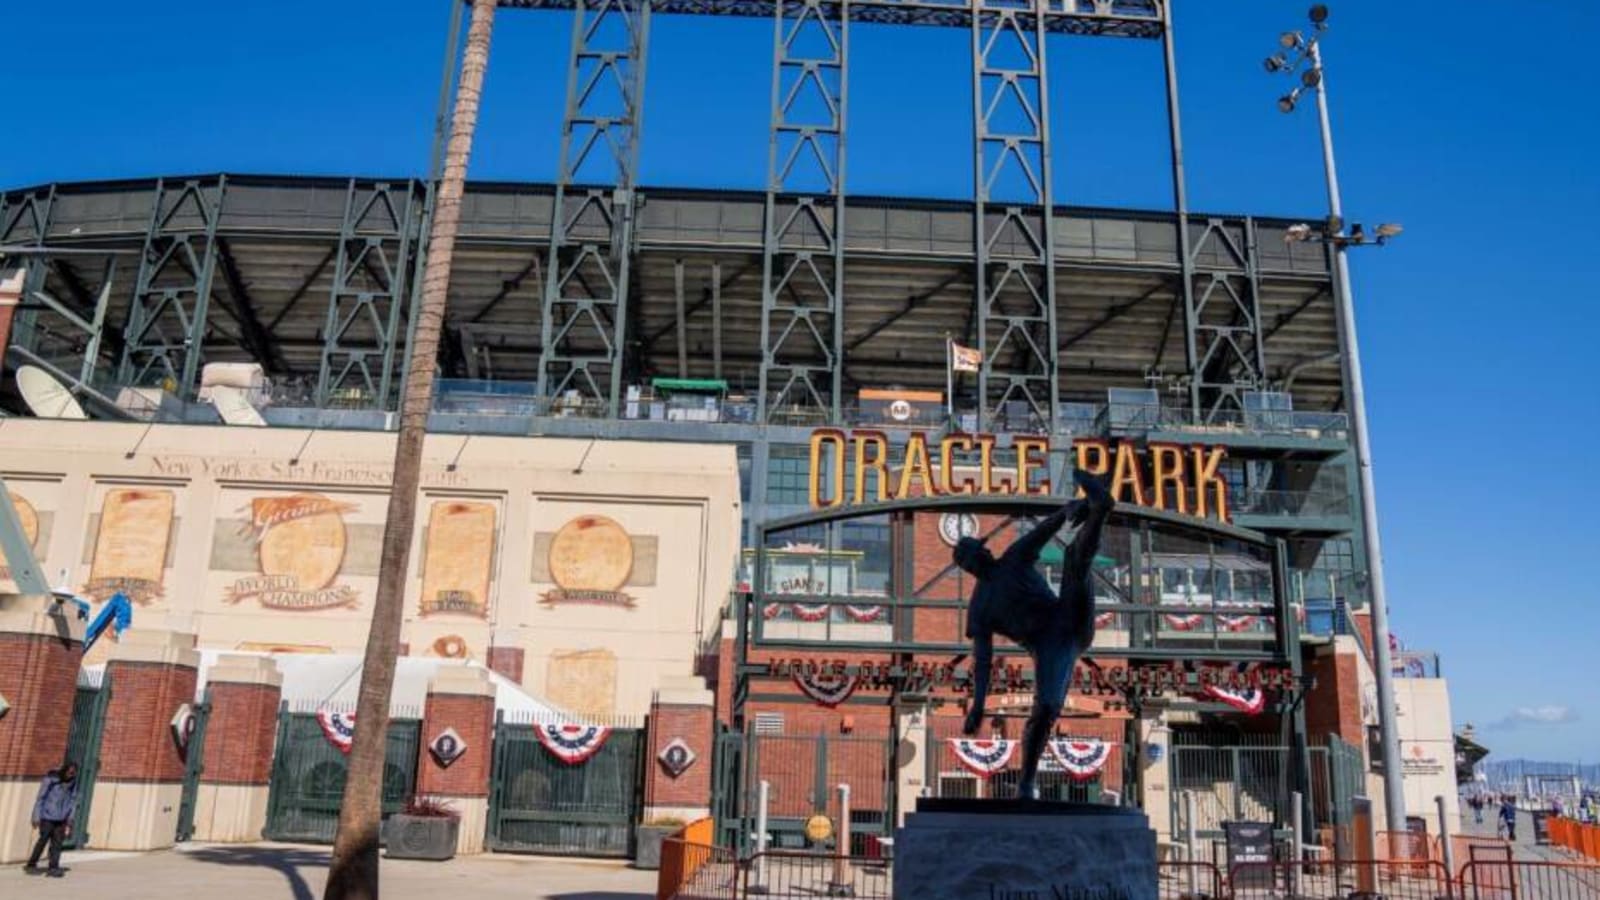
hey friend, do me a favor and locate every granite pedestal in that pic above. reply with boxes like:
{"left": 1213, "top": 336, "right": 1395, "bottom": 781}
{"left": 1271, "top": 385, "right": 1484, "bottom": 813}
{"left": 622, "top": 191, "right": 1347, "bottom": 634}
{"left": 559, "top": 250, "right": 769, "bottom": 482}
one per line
{"left": 893, "top": 799, "right": 1157, "bottom": 900}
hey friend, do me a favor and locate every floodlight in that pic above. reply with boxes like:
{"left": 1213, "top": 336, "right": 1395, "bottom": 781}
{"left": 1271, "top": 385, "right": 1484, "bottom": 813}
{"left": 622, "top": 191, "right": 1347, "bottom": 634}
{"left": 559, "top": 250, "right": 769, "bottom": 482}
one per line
{"left": 1375, "top": 223, "right": 1404, "bottom": 238}
{"left": 1284, "top": 223, "right": 1314, "bottom": 243}
{"left": 1349, "top": 223, "right": 1367, "bottom": 242}
{"left": 1264, "top": 54, "right": 1287, "bottom": 73}
{"left": 1301, "top": 68, "right": 1322, "bottom": 88}
{"left": 1309, "top": 4, "right": 1329, "bottom": 25}
{"left": 1278, "top": 92, "right": 1299, "bottom": 114}
{"left": 1279, "top": 31, "right": 1302, "bottom": 49}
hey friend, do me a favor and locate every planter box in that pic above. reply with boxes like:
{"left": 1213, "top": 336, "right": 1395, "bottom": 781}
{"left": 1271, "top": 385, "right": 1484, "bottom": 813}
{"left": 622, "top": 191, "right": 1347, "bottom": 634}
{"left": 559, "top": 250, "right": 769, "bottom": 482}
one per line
{"left": 385, "top": 815, "right": 460, "bottom": 861}
{"left": 633, "top": 825, "right": 679, "bottom": 870}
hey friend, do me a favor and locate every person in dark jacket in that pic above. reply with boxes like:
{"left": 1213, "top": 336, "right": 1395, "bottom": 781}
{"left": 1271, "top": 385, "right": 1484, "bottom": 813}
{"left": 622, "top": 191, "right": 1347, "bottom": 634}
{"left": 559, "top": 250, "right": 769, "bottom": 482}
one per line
{"left": 25, "top": 761, "right": 78, "bottom": 877}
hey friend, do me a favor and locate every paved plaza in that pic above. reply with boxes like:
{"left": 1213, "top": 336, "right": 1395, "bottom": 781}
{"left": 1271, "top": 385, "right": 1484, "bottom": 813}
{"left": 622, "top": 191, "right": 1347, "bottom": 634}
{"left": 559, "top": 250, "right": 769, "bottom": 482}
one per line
{"left": 2, "top": 843, "right": 656, "bottom": 900}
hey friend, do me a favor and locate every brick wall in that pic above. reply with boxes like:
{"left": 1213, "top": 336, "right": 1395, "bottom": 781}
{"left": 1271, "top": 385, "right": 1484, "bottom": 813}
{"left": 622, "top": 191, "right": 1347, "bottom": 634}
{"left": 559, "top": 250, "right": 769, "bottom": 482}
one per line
{"left": 1305, "top": 649, "right": 1363, "bottom": 747}
{"left": 417, "top": 693, "right": 493, "bottom": 798}
{"left": 199, "top": 683, "right": 279, "bottom": 786}
{"left": 645, "top": 704, "right": 713, "bottom": 809}
{"left": 0, "top": 633, "right": 81, "bottom": 778}
{"left": 99, "top": 661, "right": 197, "bottom": 783}
{"left": 486, "top": 646, "right": 524, "bottom": 684}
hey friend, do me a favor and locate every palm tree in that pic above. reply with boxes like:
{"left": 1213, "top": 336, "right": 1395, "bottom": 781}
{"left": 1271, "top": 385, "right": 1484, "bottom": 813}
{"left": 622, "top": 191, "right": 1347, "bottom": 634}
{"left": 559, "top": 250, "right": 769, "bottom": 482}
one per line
{"left": 323, "top": 2, "right": 498, "bottom": 897}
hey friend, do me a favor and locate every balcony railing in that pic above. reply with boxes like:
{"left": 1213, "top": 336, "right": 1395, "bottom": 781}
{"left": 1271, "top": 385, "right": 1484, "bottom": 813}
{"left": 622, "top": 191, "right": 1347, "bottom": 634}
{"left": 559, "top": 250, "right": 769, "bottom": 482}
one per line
{"left": 1232, "top": 489, "right": 1352, "bottom": 519}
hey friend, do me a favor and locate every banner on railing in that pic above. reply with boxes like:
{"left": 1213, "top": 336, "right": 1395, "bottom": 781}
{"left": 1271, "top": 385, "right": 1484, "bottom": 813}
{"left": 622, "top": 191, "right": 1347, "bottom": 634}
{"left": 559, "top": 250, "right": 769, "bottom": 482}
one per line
{"left": 950, "top": 739, "right": 1016, "bottom": 777}
{"left": 533, "top": 722, "right": 612, "bottom": 765}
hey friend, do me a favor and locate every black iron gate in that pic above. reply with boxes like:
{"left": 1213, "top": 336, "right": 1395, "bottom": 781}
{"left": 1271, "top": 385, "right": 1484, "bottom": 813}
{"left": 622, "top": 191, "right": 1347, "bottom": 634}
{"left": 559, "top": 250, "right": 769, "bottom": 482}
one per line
{"left": 487, "top": 713, "right": 645, "bottom": 857}
{"left": 262, "top": 706, "right": 422, "bottom": 844}
{"left": 62, "top": 670, "right": 111, "bottom": 850}
{"left": 730, "top": 732, "right": 895, "bottom": 855}
{"left": 175, "top": 690, "right": 213, "bottom": 842}
{"left": 712, "top": 725, "right": 745, "bottom": 850}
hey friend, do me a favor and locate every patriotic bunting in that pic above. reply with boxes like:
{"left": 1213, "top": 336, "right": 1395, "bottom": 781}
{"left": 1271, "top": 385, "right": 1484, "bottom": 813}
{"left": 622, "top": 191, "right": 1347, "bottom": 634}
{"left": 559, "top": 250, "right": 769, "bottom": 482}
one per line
{"left": 533, "top": 722, "right": 613, "bottom": 765}
{"left": 1204, "top": 684, "right": 1266, "bottom": 715}
{"left": 792, "top": 671, "right": 860, "bottom": 707}
{"left": 316, "top": 709, "right": 356, "bottom": 754}
{"left": 1095, "top": 611, "right": 1116, "bottom": 628}
{"left": 1047, "top": 738, "right": 1111, "bottom": 782}
{"left": 950, "top": 739, "right": 1016, "bottom": 777}
{"left": 791, "top": 603, "right": 830, "bottom": 622}
{"left": 844, "top": 605, "right": 885, "bottom": 623}
{"left": 1164, "top": 611, "right": 1203, "bottom": 631}
{"left": 763, "top": 602, "right": 783, "bottom": 619}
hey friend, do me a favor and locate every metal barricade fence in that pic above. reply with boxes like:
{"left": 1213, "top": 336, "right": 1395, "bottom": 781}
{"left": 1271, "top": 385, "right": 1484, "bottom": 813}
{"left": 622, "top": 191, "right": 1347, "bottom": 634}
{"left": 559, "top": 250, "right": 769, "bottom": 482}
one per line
{"left": 1158, "top": 861, "right": 1225, "bottom": 900}
{"left": 1459, "top": 860, "right": 1600, "bottom": 900}
{"left": 1229, "top": 860, "right": 1453, "bottom": 900}
{"left": 744, "top": 851, "right": 891, "bottom": 900}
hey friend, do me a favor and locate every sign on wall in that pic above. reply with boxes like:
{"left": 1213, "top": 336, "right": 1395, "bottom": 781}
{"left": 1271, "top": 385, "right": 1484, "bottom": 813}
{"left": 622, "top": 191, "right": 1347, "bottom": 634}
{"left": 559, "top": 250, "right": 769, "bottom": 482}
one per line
{"left": 84, "top": 487, "right": 175, "bottom": 605}
{"left": 806, "top": 429, "right": 1231, "bottom": 522}
{"left": 419, "top": 500, "right": 496, "bottom": 618}
{"left": 535, "top": 515, "right": 654, "bottom": 609}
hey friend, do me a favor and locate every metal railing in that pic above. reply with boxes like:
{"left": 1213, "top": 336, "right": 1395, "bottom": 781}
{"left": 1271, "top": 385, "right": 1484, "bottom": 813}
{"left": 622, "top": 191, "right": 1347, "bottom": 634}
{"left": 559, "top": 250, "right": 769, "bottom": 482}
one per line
{"left": 1393, "top": 649, "right": 1443, "bottom": 678}
{"left": 1233, "top": 488, "right": 1352, "bottom": 519}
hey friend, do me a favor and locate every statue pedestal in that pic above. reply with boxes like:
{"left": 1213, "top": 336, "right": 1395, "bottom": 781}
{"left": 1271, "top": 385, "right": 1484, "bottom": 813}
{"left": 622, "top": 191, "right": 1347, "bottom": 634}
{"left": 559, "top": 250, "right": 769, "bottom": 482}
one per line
{"left": 892, "top": 799, "right": 1157, "bottom": 900}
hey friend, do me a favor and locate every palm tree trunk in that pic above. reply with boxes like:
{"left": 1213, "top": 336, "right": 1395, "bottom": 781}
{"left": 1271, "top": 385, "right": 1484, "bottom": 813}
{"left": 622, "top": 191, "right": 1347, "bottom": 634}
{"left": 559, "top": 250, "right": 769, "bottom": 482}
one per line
{"left": 323, "top": 2, "right": 497, "bottom": 897}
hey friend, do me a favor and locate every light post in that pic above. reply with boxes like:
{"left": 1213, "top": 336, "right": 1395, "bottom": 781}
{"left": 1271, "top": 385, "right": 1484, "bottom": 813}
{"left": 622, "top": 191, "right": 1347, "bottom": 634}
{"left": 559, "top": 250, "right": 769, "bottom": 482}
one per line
{"left": 1267, "top": 4, "right": 1409, "bottom": 835}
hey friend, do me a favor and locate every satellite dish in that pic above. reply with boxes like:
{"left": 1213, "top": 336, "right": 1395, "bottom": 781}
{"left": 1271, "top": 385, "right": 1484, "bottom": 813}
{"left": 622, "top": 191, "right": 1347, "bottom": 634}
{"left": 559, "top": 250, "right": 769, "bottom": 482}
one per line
{"left": 16, "top": 366, "right": 88, "bottom": 420}
{"left": 210, "top": 385, "right": 267, "bottom": 427}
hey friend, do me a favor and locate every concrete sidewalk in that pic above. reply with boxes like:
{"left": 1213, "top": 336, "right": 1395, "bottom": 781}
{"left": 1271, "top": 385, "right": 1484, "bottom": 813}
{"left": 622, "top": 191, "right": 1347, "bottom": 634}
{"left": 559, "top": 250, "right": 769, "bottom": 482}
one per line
{"left": 4, "top": 843, "right": 657, "bottom": 900}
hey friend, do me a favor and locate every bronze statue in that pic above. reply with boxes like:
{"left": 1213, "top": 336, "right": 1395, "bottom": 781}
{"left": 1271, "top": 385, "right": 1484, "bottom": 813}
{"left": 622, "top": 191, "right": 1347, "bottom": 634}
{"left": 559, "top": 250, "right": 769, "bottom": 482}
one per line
{"left": 955, "top": 469, "right": 1115, "bottom": 800}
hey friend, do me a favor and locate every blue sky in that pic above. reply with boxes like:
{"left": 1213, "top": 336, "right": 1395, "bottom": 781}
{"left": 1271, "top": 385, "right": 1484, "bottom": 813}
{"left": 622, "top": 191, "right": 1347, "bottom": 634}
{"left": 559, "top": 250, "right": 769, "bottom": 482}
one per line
{"left": 4, "top": 1, "right": 1596, "bottom": 761}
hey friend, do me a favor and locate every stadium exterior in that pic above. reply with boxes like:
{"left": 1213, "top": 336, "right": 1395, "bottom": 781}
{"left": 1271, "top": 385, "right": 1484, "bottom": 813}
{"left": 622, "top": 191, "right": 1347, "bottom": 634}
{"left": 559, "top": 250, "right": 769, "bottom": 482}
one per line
{"left": 0, "top": 0, "right": 1456, "bottom": 868}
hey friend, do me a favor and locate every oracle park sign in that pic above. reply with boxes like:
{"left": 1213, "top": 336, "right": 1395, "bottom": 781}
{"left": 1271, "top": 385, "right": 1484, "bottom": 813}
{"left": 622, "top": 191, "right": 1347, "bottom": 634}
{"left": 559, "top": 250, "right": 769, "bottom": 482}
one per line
{"left": 806, "top": 429, "right": 1233, "bottom": 522}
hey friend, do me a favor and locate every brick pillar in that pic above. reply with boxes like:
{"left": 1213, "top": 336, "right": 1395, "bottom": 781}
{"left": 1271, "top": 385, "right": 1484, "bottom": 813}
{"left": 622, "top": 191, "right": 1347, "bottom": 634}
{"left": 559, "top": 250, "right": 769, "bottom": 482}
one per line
{"left": 416, "top": 666, "right": 495, "bottom": 854}
{"left": 486, "top": 645, "right": 524, "bottom": 684}
{"left": 91, "top": 629, "right": 199, "bottom": 851}
{"left": 0, "top": 594, "right": 85, "bottom": 864}
{"left": 191, "top": 655, "right": 281, "bottom": 842}
{"left": 644, "top": 676, "right": 715, "bottom": 825}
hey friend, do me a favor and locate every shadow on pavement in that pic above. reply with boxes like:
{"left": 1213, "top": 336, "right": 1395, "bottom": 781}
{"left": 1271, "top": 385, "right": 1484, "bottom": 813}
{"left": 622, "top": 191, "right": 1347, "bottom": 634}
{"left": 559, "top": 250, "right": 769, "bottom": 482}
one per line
{"left": 185, "top": 845, "right": 329, "bottom": 900}
{"left": 548, "top": 893, "right": 654, "bottom": 900}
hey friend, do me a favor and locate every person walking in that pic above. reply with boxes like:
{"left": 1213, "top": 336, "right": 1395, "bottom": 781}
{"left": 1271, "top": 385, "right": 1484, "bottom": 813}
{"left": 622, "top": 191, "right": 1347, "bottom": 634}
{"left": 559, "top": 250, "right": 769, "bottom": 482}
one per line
{"left": 24, "top": 761, "right": 78, "bottom": 877}
{"left": 1499, "top": 796, "right": 1518, "bottom": 842}
{"left": 1469, "top": 794, "right": 1484, "bottom": 825}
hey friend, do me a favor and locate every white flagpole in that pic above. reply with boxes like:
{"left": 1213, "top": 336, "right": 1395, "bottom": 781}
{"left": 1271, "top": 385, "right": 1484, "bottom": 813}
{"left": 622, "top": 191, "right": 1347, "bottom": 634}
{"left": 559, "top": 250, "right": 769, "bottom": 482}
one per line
{"left": 945, "top": 335, "right": 955, "bottom": 428}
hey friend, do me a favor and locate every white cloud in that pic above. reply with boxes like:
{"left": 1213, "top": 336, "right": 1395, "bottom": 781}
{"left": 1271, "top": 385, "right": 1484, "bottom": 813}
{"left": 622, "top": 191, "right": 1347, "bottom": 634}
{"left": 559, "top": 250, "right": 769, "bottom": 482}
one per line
{"left": 1486, "top": 705, "right": 1579, "bottom": 731}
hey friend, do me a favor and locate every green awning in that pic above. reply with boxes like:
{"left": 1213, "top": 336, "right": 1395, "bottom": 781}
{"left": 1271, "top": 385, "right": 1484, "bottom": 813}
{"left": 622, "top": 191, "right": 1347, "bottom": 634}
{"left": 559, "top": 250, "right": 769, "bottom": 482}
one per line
{"left": 1039, "top": 543, "right": 1116, "bottom": 569}
{"left": 651, "top": 378, "right": 729, "bottom": 394}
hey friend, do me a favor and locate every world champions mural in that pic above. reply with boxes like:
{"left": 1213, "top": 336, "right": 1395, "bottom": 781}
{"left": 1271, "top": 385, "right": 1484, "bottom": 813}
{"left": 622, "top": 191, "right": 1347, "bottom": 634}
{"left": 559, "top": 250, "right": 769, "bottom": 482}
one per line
{"left": 214, "top": 491, "right": 371, "bottom": 611}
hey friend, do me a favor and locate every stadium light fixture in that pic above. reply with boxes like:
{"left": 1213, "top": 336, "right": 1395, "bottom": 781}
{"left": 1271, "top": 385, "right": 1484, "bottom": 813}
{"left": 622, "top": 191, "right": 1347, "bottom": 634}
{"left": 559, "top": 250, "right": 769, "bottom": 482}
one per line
{"left": 1278, "top": 91, "right": 1300, "bottom": 114}
{"left": 1280, "top": 31, "right": 1303, "bottom": 49}
{"left": 1284, "top": 223, "right": 1314, "bottom": 243}
{"left": 1264, "top": 54, "right": 1287, "bottom": 73}
{"left": 1301, "top": 68, "right": 1322, "bottom": 88}
{"left": 1309, "top": 4, "right": 1330, "bottom": 26}
{"left": 1374, "top": 223, "right": 1403, "bottom": 238}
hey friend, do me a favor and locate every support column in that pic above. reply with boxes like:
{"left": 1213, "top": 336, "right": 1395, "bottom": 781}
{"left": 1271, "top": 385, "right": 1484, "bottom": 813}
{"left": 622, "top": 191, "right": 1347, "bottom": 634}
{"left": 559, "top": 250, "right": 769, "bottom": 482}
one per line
{"left": 643, "top": 676, "right": 715, "bottom": 824}
{"left": 893, "top": 703, "right": 930, "bottom": 828}
{"left": 90, "top": 629, "right": 199, "bottom": 851}
{"left": 417, "top": 666, "right": 496, "bottom": 854}
{"left": 191, "top": 655, "right": 281, "bottom": 843}
{"left": 758, "top": 0, "right": 848, "bottom": 425}
{"left": 0, "top": 595, "right": 85, "bottom": 864}
{"left": 0, "top": 185, "right": 57, "bottom": 356}
{"left": 539, "top": 0, "right": 650, "bottom": 415}
{"left": 970, "top": 0, "right": 1059, "bottom": 432}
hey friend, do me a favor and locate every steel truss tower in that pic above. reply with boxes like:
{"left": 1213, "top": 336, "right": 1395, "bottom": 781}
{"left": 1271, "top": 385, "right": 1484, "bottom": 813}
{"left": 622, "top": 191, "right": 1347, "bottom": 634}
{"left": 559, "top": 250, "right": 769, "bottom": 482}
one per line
{"left": 970, "top": 0, "right": 1059, "bottom": 431}
{"left": 538, "top": 0, "right": 652, "bottom": 415}
{"left": 758, "top": 0, "right": 848, "bottom": 425}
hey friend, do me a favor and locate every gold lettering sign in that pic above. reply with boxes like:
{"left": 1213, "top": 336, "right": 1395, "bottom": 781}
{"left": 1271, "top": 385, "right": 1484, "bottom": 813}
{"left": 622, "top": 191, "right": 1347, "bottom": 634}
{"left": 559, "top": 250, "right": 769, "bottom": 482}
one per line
{"left": 805, "top": 429, "right": 1231, "bottom": 522}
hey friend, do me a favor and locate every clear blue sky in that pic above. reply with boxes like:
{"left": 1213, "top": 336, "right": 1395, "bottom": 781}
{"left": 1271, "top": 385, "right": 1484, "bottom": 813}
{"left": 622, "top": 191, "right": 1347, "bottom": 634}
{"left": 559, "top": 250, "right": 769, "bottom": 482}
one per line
{"left": 4, "top": 1, "right": 1596, "bottom": 761}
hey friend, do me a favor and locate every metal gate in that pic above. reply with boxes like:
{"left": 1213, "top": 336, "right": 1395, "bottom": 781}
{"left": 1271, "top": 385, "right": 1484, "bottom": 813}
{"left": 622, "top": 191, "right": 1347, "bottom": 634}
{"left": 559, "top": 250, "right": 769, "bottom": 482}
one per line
{"left": 487, "top": 713, "right": 645, "bottom": 857}
{"left": 731, "top": 732, "right": 894, "bottom": 855}
{"left": 175, "top": 690, "right": 213, "bottom": 842}
{"left": 1170, "top": 739, "right": 1334, "bottom": 839}
{"left": 262, "top": 706, "right": 422, "bottom": 844}
{"left": 62, "top": 669, "right": 111, "bottom": 850}
{"left": 1326, "top": 733, "right": 1363, "bottom": 856}
{"left": 712, "top": 724, "right": 745, "bottom": 850}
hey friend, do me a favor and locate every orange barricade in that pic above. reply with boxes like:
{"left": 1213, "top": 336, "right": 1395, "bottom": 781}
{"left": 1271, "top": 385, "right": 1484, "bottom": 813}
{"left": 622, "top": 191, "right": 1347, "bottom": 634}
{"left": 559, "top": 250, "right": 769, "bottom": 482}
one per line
{"left": 657, "top": 818, "right": 733, "bottom": 900}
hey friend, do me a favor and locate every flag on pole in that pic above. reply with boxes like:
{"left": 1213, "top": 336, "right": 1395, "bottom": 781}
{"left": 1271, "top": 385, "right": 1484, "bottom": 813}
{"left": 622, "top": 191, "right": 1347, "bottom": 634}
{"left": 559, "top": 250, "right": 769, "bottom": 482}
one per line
{"left": 950, "top": 341, "right": 981, "bottom": 373}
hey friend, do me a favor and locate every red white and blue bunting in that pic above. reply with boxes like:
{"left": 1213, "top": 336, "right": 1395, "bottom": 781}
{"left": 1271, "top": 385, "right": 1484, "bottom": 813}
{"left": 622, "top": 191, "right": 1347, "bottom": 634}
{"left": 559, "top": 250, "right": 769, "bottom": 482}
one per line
{"left": 1047, "top": 738, "right": 1111, "bottom": 782}
{"left": 316, "top": 709, "right": 356, "bottom": 755}
{"left": 792, "top": 671, "right": 860, "bottom": 708}
{"left": 533, "top": 722, "right": 613, "bottom": 765}
{"left": 1164, "top": 611, "right": 1204, "bottom": 631}
{"left": 1203, "top": 684, "right": 1267, "bottom": 715}
{"left": 949, "top": 739, "right": 1016, "bottom": 777}
{"left": 791, "top": 603, "right": 830, "bottom": 622}
{"left": 844, "top": 604, "right": 885, "bottom": 623}
{"left": 1095, "top": 611, "right": 1116, "bottom": 629}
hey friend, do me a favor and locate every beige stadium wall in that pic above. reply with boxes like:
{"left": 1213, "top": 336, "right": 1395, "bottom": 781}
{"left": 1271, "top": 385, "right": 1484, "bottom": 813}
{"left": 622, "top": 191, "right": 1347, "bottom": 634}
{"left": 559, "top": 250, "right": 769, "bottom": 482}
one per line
{"left": 0, "top": 419, "right": 740, "bottom": 716}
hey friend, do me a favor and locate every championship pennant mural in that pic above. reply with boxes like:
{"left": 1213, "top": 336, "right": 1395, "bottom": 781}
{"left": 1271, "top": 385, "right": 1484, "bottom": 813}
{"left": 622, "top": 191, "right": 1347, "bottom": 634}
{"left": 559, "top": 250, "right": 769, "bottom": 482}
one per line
{"left": 418, "top": 500, "right": 496, "bottom": 618}
{"left": 210, "top": 489, "right": 381, "bottom": 612}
